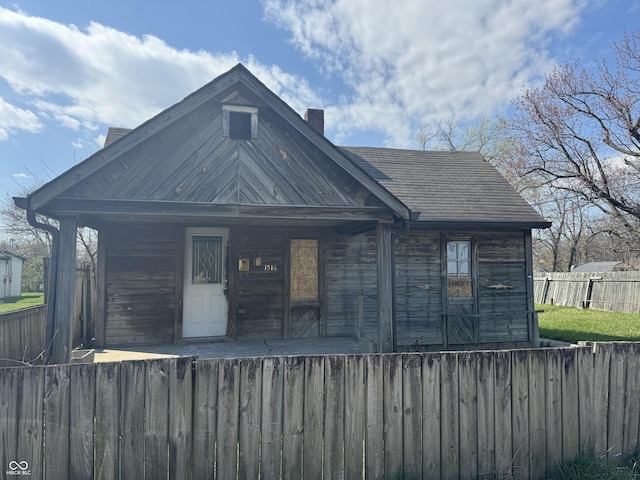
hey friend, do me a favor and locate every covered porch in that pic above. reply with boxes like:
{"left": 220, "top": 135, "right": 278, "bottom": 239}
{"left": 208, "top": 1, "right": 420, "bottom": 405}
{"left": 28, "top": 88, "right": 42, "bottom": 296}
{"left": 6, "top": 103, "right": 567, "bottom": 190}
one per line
{"left": 88, "top": 336, "right": 360, "bottom": 362}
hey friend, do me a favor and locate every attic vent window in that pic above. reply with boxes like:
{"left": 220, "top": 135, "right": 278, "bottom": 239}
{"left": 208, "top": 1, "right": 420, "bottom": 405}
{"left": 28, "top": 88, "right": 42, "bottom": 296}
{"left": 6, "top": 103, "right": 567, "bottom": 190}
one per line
{"left": 223, "top": 105, "right": 258, "bottom": 140}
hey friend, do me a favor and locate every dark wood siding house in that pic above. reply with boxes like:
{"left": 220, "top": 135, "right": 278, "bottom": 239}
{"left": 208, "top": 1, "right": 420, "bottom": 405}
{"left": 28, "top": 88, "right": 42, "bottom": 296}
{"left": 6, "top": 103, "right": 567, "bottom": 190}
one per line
{"left": 15, "top": 64, "right": 550, "bottom": 362}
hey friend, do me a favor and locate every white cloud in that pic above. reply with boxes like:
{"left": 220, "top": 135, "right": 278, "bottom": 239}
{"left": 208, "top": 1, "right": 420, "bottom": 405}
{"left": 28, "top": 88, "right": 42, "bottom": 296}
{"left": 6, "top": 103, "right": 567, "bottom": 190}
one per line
{"left": 0, "top": 7, "right": 320, "bottom": 134}
{"left": 0, "top": 96, "right": 42, "bottom": 140}
{"left": 264, "top": 0, "right": 587, "bottom": 145}
{"left": 0, "top": 2, "right": 590, "bottom": 148}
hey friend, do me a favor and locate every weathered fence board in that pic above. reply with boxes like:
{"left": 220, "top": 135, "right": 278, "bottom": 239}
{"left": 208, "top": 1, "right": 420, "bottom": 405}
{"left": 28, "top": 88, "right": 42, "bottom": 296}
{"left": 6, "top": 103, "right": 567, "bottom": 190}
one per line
{"left": 238, "top": 357, "right": 262, "bottom": 480}
{"left": 458, "top": 352, "right": 478, "bottom": 480}
{"left": 260, "top": 356, "right": 283, "bottom": 480}
{"left": 477, "top": 352, "right": 496, "bottom": 478}
{"left": 422, "top": 353, "right": 441, "bottom": 478}
{"left": 440, "top": 353, "right": 459, "bottom": 480}
{"left": 534, "top": 272, "right": 640, "bottom": 312}
{"left": 169, "top": 357, "right": 193, "bottom": 480}
{"left": 494, "top": 350, "right": 513, "bottom": 476}
{"left": 217, "top": 358, "right": 240, "bottom": 479}
{"left": 282, "top": 356, "right": 304, "bottom": 478}
{"left": 383, "top": 354, "right": 403, "bottom": 478}
{"left": 3, "top": 344, "right": 640, "bottom": 479}
{"left": 44, "top": 364, "right": 71, "bottom": 479}
{"left": 95, "top": 363, "right": 119, "bottom": 480}
{"left": 69, "top": 363, "right": 95, "bottom": 479}
{"left": 344, "top": 355, "right": 365, "bottom": 479}
{"left": 562, "top": 348, "right": 580, "bottom": 462}
{"left": 528, "top": 350, "right": 546, "bottom": 480}
{"left": 191, "top": 359, "right": 218, "bottom": 480}
{"left": 545, "top": 349, "right": 563, "bottom": 476}
{"left": 511, "top": 349, "right": 530, "bottom": 479}
{"left": 0, "top": 305, "right": 46, "bottom": 365}
{"left": 120, "top": 361, "right": 145, "bottom": 478}
{"left": 324, "top": 355, "right": 345, "bottom": 479}
{"left": 623, "top": 344, "right": 640, "bottom": 461}
{"left": 402, "top": 354, "right": 422, "bottom": 479}
{"left": 303, "top": 356, "right": 324, "bottom": 480}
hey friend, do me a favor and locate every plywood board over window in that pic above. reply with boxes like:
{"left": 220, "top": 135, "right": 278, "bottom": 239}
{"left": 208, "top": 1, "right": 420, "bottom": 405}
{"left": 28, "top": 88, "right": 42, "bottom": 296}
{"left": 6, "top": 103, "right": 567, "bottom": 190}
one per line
{"left": 290, "top": 239, "right": 318, "bottom": 301}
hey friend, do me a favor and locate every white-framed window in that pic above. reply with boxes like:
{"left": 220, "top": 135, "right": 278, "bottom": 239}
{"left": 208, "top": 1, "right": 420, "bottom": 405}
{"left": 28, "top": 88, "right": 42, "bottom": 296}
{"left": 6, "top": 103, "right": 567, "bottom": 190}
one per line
{"left": 222, "top": 105, "right": 258, "bottom": 140}
{"left": 447, "top": 240, "right": 472, "bottom": 298}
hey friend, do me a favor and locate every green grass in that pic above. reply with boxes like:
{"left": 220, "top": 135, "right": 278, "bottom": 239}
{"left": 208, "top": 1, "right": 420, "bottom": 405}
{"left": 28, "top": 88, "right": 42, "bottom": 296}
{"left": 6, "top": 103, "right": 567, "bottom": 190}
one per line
{"left": 551, "top": 454, "right": 640, "bottom": 479}
{"left": 0, "top": 292, "right": 45, "bottom": 313}
{"left": 537, "top": 303, "right": 640, "bottom": 343}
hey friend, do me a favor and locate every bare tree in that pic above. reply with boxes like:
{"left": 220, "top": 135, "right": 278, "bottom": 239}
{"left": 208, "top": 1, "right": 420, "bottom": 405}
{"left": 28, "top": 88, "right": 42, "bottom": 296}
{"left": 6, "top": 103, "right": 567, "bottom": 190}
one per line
{"left": 1, "top": 186, "right": 55, "bottom": 251}
{"left": 509, "top": 30, "right": 640, "bottom": 241}
{"left": 1, "top": 186, "right": 98, "bottom": 272}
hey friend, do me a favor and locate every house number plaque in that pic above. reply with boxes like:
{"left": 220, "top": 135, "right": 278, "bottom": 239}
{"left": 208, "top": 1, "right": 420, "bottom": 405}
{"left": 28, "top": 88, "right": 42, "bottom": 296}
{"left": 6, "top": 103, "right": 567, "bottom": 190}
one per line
{"left": 263, "top": 264, "right": 278, "bottom": 271}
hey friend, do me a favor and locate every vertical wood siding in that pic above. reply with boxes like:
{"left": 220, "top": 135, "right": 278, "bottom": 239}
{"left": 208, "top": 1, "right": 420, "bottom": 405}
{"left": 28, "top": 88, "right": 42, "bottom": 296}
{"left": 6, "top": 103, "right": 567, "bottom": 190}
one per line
{"left": 324, "top": 232, "right": 377, "bottom": 338}
{"left": 476, "top": 231, "right": 529, "bottom": 343}
{"left": 395, "top": 230, "right": 443, "bottom": 346}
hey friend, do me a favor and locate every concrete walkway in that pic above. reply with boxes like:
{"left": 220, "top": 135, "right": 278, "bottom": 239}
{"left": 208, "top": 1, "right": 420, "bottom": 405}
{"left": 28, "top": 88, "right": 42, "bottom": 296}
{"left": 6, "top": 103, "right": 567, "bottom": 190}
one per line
{"left": 92, "top": 336, "right": 360, "bottom": 362}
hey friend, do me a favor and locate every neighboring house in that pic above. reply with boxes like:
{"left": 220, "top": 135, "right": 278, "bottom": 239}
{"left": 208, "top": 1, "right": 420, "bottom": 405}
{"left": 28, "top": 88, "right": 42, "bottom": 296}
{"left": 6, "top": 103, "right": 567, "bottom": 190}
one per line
{"left": 14, "top": 64, "right": 549, "bottom": 361}
{"left": 0, "top": 251, "right": 25, "bottom": 299}
{"left": 571, "top": 261, "right": 623, "bottom": 273}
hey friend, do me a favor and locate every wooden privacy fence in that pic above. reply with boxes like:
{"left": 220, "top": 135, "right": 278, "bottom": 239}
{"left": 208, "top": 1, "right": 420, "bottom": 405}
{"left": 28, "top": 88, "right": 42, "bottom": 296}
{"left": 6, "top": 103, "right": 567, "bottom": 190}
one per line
{"left": 0, "top": 305, "right": 46, "bottom": 366}
{"left": 2, "top": 343, "right": 640, "bottom": 479}
{"left": 534, "top": 272, "right": 640, "bottom": 312}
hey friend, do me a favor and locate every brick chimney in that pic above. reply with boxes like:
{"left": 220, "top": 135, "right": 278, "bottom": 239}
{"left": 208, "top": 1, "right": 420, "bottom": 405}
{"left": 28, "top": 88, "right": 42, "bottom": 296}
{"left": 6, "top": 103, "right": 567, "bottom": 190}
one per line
{"left": 304, "top": 108, "right": 324, "bottom": 136}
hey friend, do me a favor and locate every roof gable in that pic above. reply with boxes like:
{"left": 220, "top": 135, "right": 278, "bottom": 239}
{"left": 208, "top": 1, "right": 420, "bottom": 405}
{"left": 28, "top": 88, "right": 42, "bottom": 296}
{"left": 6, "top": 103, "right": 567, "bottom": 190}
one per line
{"left": 26, "top": 64, "right": 408, "bottom": 220}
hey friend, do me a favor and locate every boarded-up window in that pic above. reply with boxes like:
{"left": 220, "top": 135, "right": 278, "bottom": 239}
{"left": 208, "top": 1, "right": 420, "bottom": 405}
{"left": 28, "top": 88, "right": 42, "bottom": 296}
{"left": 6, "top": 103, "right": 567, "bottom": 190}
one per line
{"left": 447, "top": 241, "right": 472, "bottom": 297}
{"left": 290, "top": 239, "right": 318, "bottom": 300}
{"left": 192, "top": 236, "right": 223, "bottom": 284}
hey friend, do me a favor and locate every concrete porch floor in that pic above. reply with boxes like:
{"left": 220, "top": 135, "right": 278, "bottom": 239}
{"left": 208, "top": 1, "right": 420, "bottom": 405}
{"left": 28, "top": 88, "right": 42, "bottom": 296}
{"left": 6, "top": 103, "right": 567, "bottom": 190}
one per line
{"left": 92, "top": 336, "right": 361, "bottom": 362}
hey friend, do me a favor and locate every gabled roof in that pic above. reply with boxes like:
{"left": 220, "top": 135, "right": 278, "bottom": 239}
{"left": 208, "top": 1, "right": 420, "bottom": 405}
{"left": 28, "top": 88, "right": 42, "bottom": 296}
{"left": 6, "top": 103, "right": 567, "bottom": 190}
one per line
{"left": 18, "top": 63, "right": 547, "bottom": 229}
{"left": 341, "top": 147, "right": 550, "bottom": 228}
{"left": 23, "top": 64, "right": 409, "bottom": 222}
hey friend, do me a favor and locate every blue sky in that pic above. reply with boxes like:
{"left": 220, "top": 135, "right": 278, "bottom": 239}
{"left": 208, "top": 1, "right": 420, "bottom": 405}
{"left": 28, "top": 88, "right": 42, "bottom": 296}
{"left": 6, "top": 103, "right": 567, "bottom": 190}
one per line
{"left": 0, "top": 0, "right": 638, "bottom": 200}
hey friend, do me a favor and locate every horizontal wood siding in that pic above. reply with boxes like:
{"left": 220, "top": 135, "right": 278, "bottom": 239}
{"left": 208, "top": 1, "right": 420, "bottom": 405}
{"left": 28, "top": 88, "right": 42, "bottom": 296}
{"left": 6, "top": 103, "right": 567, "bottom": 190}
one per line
{"left": 234, "top": 227, "right": 284, "bottom": 339}
{"left": 104, "top": 224, "right": 177, "bottom": 345}
{"left": 476, "top": 232, "right": 529, "bottom": 343}
{"left": 395, "top": 230, "right": 443, "bottom": 346}
{"left": 325, "top": 233, "right": 376, "bottom": 339}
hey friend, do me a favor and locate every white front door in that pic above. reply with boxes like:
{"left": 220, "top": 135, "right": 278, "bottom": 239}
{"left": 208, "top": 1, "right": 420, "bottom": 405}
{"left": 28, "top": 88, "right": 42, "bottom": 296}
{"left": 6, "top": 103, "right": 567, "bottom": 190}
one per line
{"left": 183, "top": 227, "right": 229, "bottom": 338}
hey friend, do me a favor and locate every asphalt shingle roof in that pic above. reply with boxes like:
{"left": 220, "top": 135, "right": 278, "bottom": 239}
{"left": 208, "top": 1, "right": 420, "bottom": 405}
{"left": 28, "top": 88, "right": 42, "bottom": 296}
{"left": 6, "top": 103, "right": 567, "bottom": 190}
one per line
{"left": 340, "top": 147, "right": 549, "bottom": 227}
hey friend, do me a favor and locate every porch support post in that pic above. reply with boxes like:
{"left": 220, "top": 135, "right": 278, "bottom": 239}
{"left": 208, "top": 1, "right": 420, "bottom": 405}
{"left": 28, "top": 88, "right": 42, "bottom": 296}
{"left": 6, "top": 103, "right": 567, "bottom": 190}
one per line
{"left": 51, "top": 216, "right": 77, "bottom": 363}
{"left": 377, "top": 222, "right": 394, "bottom": 352}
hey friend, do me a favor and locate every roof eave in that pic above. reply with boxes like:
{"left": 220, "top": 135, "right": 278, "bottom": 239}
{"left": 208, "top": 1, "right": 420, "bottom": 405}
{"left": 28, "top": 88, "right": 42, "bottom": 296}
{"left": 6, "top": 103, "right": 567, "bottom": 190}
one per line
{"left": 412, "top": 219, "right": 552, "bottom": 230}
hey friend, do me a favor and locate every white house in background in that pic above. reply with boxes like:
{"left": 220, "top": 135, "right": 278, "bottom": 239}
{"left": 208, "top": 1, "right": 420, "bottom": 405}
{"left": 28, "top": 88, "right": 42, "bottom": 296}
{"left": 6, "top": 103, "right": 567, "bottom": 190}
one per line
{"left": 0, "top": 251, "right": 25, "bottom": 299}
